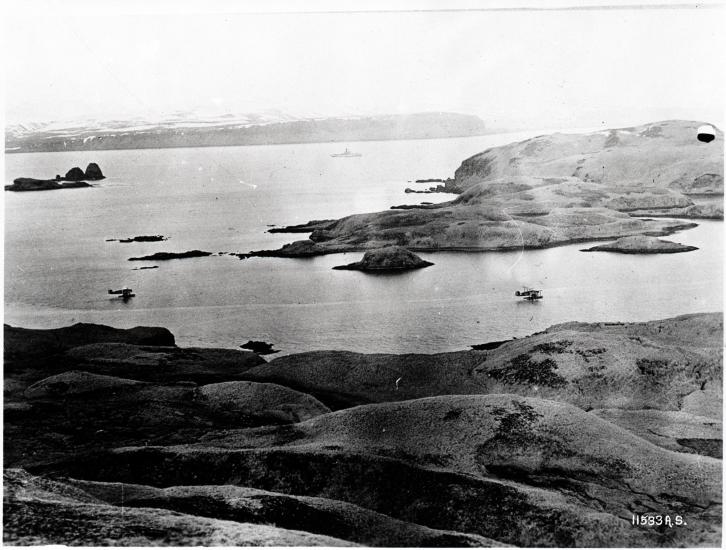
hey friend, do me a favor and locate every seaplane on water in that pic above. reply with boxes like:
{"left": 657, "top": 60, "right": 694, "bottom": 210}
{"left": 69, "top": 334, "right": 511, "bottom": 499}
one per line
{"left": 108, "top": 287, "right": 135, "bottom": 301}
{"left": 515, "top": 287, "right": 543, "bottom": 301}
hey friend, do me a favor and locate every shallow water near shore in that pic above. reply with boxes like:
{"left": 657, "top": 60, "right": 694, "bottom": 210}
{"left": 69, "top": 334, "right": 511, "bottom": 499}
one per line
{"left": 5, "top": 132, "right": 723, "bottom": 355}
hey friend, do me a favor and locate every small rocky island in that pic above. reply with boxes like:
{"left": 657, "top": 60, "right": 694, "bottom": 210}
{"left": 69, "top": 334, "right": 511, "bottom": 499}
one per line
{"left": 581, "top": 235, "right": 699, "bottom": 254}
{"left": 110, "top": 235, "right": 168, "bottom": 243}
{"left": 5, "top": 163, "right": 105, "bottom": 192}
{"left": 333, "top": 246, "right": 434, "bottom": 271}
{"left": 5, "top": 178, "right": 92, "bottom": 192}
{"left": 240, "top": 340, "right": 280, "bottom": 355}
{"left": 128, "top": 250, "right": 212, "bottom": 261}
{"left": 64, "top": 163, "right": 105, "bottom": 181}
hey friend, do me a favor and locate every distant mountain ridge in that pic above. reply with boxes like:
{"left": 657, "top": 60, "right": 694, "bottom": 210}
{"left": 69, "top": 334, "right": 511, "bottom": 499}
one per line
{"left": 5, "top": 112, "right": 489, "bottom": 153}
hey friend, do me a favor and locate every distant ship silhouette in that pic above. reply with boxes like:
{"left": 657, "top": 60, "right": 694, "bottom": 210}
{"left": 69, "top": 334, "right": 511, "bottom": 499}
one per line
{"left": 331, "top": 147, "right": 362, "bottom": 157}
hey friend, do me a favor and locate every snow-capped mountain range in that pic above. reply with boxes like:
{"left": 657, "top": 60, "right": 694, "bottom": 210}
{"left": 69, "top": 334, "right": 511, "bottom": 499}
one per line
{"left": 5, "top": 111, "right": 489, "bottom": 153}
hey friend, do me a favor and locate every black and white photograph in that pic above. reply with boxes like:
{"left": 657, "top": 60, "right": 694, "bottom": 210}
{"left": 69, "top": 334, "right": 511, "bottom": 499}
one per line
{"left": 2, "top": 0, "right": 724, "bottom": 546}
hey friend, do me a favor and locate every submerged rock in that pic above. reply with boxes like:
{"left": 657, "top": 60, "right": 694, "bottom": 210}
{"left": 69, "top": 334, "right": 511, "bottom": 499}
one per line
{"left": 581, "top": 235, "right": 698, "bottom": 254}
{"left": 333, "top": 246, "right": 433, "bottom": 271}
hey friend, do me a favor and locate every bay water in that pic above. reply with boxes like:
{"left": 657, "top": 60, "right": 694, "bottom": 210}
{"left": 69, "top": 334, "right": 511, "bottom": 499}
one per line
{"left": 4, "top": 131, "right": 722, "bottom": 354}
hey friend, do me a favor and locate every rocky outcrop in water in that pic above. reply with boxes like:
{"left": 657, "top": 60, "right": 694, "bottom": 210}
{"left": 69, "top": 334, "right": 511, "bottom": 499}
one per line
{"left": 7, "top": 163, "right": 105, "bottom": 191}
{"left": 5, "top": 178, "right": 91, "bottom": 192}
{"left": 332, "top": 246, "right": 434, "bottom": 271}
{"left": 240, "top": 341, "right": 280, "bottom": 355}
{"left": 581, "top": 235, "right": 698, "bottom": 254}
{"left": 116, "top": 235, "right": 167, "bottom": 243}
{"left": 63, "top": 167, "right": 86, "bottom": 181}
{"left": 83, "top": 163, "right": 104, "bottom": 180}
{"left": 128, "top": 250, "right": 212, "bottom": 261}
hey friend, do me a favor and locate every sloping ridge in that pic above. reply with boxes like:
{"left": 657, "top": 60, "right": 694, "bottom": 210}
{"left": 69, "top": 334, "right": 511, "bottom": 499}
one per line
{"left": 30, "top": 394, "right": 721, "bottom": 547}
{"left": 453, "top": 120, "right": 723, "bottom": 194}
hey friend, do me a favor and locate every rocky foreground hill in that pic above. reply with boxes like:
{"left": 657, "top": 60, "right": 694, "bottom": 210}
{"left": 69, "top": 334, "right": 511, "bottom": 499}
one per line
{"left": 3, "top": 313, "right": 722, "bottom": 546}
{"left": 256, "top": 120, "right": 723, "bottom": 257}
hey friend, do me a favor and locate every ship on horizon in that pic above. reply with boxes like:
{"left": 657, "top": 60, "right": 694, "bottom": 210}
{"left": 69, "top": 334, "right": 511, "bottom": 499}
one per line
{"left": 331, "top": 147, "right": 362, "bottom": 158}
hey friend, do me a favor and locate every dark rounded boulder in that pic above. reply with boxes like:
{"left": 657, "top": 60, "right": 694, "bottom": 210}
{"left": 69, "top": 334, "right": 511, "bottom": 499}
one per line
{"left": 84, "top": 163, "right": 105, "bottom": 180}
{"left": 64, "top": 167, "right": 86, "bottom": 181}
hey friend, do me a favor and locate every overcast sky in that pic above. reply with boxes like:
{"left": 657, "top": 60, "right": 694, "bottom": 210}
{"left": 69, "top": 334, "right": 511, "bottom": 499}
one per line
{"left": 4, "top": 0, "right": 725, "bottom": 129}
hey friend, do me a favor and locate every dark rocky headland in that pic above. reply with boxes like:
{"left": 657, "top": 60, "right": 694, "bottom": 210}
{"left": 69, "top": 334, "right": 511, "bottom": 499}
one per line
{"left": 4, "top": 313, "right": 722, "bottom": 546}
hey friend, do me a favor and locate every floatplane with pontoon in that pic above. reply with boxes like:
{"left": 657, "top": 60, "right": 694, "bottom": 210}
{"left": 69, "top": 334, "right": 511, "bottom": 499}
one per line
{"left": 515, "top": 287, "right": 543, "bottom": 301}
{"left": 108, "top": 287, "right": 135, "bottom": 301}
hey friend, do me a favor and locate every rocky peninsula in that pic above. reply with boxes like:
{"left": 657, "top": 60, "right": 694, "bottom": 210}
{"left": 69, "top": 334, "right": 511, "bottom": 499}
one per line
{"left": 253, "top": 121, "right": 722, "bottom": 258}
{"left": 3, "top": 313, "right": 722, "bottom": 546}
{"left": 581, "top": 235, "right": 699, "bottom": 254}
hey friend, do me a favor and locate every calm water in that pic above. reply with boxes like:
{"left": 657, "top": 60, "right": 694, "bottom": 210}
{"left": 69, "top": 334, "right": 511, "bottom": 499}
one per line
{"left": 4, "top": 132, "right": 723, "bottom": 354}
